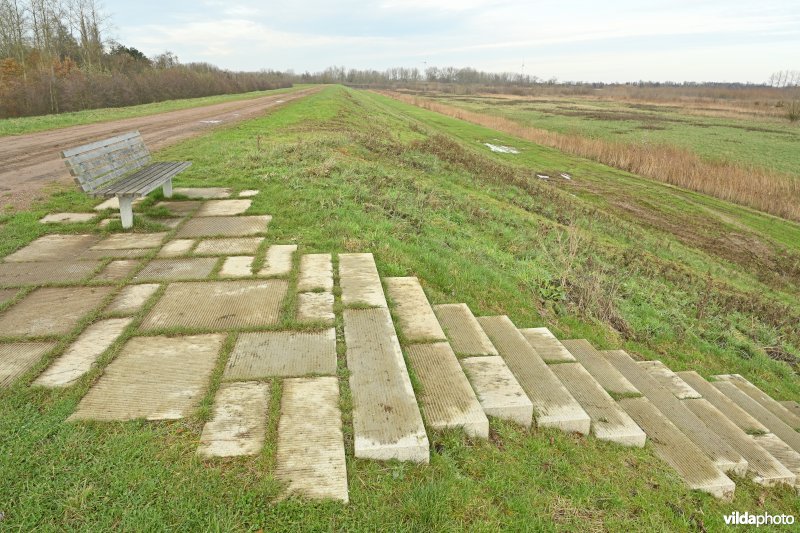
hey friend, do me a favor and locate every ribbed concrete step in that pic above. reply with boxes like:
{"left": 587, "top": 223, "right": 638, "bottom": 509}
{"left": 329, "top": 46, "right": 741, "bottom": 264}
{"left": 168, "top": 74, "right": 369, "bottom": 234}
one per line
{"left": 519, "top": 328, "right": 575, "bottom": 363}
{"left": 712, "top": 380, "right": 800, "bottom": 455}
{"left": 432, "top": 303, "right": 497, "bottom": 357}
{"left": 618, "top": 397, "right": 735, "bottom": 500}
{"left": 405, "top": 342, "right": 488, "bottom": 439}
{"left": 105, "top": 283, "right": 160, "bottom": 315}
{"left": 296, "top": 292, "right": 335, "bottom": 324}
{"left": 197, "top": 381, "right": 270, "bottom": 457}
{"left": 477, "top": 316, "right": 590, "bottom": 434}
{"left": 220, "top": 256, "right": 254, "bottom": 278}
{"left": 713, "top": 374, "right": 800, "bottom": 430}
{"left": 339, "top": 253, "right": 387, "bottom": 308}
{"left": 754, "top": 433, "right": 800, "bottom": 489}
{"left": 259, "top": 245, "right": 297, "bottom": 277}
{"left": 550, "top": 362, "right": 646, "bottom": 447}
{"left": 561, "top": 341, "right": 639, "bottom": 396}
{"left": 297, "top": 253, "right": 334, "bottom": 292}
{"left": 683, "top": 398, "right": 795, "bottom": 487}
{"left": 676, "top": 371, "right": 769, "bottom": 435}
{"left": 604, "top": 350, "right": 747, "bottom": 475}
{"left": 638, "top": 361, "right": 701, "bottom": 399}
{"left": 344, "top": 307, "right": 428, "bottom": 463}
{"left": 275, "top": 377, "right": 348, "bottom": 502}
{"left": 384, "top": 277, "right": 446, "bottom": 342}
{"left": 780, "top": 401, "right": 800, "bottom": 420}
{"left": 460, "top": 356, "right": 533, "bottom": 427}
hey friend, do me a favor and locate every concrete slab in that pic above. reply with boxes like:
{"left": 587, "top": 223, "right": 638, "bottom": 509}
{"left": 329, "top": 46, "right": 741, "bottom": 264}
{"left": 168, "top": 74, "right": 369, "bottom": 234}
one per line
{"left": 94, "top": 197, "right": 144, "bottom": 211}
{"left": 562, "top": 341, "right": 640, "bottom": 396}
{"left": 714, "top": 374, "right": 800, "bottom": 430}
{"left": 344, "top": 307, "right": 429, "bottom": 463}
{"left": 406, "top": 342, "right": 489, "bottom": 439}
{"left": 69, "top": 334, "right": 224, "bottom": 421}
{"left": 155, "top": 201, "right": 203, "bottom": 216}
{"left": 94, "top": 260, "right": 139, "bottom": 281}
{"left": 5, "top": 234, "right": 98, "bottom": 262}
{"left": 80, "top": 248, "right": 152, "bottom": 259}
{"left": 676, "top": 371, "right": 769, "bottom": 435}
{"left": 713, "top": 381, "right": 800, "bottom": 454}
{"left": 91, "top": 233, "right": 167, "bottom": 251}
{"left": 224, "top": 329, "right": 337, "bottom": 379}
{"left": 520, "top": 327, "right": 576, "bottom": 363}
{"left": 460, "top": 356, "right": 532, "bottom": 427}
{"left": 0, "top": 288, "right": 18, "bottom": 306}
{"left": 551, "top": 362, "right": 646, "bottom": 447}
{"left": 34, "top": 318, "right": 132, "bottom": 388}
{"left": 684, "top": 398, "right": 796, "bottom": 487}
{"left": 135, "top": 258, "right": 216, "bottom": 281}
{"left": 105, "top": 284, "right": 160, "bottom": 315}
{"left": 194, "top": 237, "right": 263, "bottom": 256}
{"left": 176, "top": 216, "right": 271, "bottom": 238}
{"left": 275, "top": 377, "right": 348, "bottom": 502}
{"left": 0, "top": 342, "right": 56, "bottom": 387}
{"left": 780, "top": 401, "right": 800, "bottom": 420}
{"left": 754, "top": 433, "right": 800, "bottom": 488}
{"left": 0, "top": 260, "right": 100, "bottom": 286}
{"left": 239, "top": 189, "right": 259, "bottom": 198}
{"left": 0, "top": 286, "right": 112, "bottom": 337}
{"left": 40, "top": 213, "right": 95, "bottom": 224}
{"left": 604, "top": 349, "right": 747, "bottom": 475}
{"left": 196, "top": 199, "right": 252, "bottom": 217}
{"left": 156, "top": 218, "right": 183, "bottom": 230}
{"left": 297, "top": 254, "right": 333, "bottom": 292}
{"left": 197, "top": 381, "right": 270, "bottom": 457}
{"left": 141, "top": 280, "right": 287, "bottom": 331}
{"left": 259, "top": 245, "right": 297, "bottom": 277}
{"left": 173, "top": 187, "right": 232, "bottom": 199}
{"left": 220, "top": 256, "right": 253, "bottom": 278}
{"left": 618, "top": 397, "right": 735, "bottom": 500}
{"left": 433, "top": 303, "right": 498, "bottom": 357}
{"left": 477, "top": 316, "right": 590, "bottom": 434}
{"left": 638, "top": 360, "right": 702, "bottom": 399}
{"left": 385, "top": 277, "right": 446, "bottom": 343}
{"left": 339, "top": 253, "right": 387, "bottom": 308}
{"left": 296, "top": 292, "right": 335, "bottom": 324}
{"left": 158, "top": 239, "right": 195, "bottom": 257}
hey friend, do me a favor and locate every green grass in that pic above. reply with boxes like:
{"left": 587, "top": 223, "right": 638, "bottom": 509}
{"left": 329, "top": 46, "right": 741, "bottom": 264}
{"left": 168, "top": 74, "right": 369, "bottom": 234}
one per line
{"left": 0, "top": 85, "right": 311, "bottom": 137}
{"left": 431, "top": 94, "right": 800, "bottom": 177}
{"left": 1, "top": 86, "right": 799, "bottom": 530}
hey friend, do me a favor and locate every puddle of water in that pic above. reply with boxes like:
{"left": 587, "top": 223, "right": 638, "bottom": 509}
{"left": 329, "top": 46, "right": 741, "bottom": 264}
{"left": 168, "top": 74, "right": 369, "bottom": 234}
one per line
{"left": 484, "top": 143, "right": 519, "bottom": 154}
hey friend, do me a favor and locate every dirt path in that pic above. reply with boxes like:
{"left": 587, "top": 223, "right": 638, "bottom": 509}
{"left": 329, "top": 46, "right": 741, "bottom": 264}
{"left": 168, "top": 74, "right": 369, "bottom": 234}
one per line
{"left": 0, "top": 87, "right": 319, "bottom": 210}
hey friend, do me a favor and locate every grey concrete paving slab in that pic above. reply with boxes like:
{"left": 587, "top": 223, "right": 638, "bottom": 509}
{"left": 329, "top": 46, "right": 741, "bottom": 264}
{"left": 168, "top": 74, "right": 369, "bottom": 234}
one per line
{"left": 676, "top": 371, "right": 769, "bottom": 434}
{"left": 0, "top": 260, "right": 100, "bottom": 286}
{"left": 275, "top": 377, "right": 348, "bottom": 502}
{"left": 91, "top": 232, "right": 168, "bottom": 250}
{"left": 4, "top": 234, "right": 99, "bottom": 262}
{"left": 224, "top": 329, "right": 337, "bottom": 379}
{"left": 297, "top": 254, "right": 333, "bottom": 292}
{"left": 94, "top": 197, "right": 144, "bottom": 211}
{"left": 714, "top": 374, "right": 800, "bottom": 430}
{"left": 259, "top": 245, "right": 297, "bottom": 276}
{"left": 174, "top": 187, "right": 232, "bottom": 199}
{"left": 296, "top": 292, "right": 335, "bottom": 324}
{"left": 158, "top": 239, "right": 195, "bottom": 257}
{"left": 338, "top": 253, "right": 387, "bottom": 308}
{"left": 105, "top": 284, "right": 160, "bottom": 315}
{"left": 69, "top": 334, "right": 224, "bottom": 421}
{"left": 197, "top": 381, "right": 270, "bottom": 457}
{"left": 638, "top": 360, "right": 701, "bottom": 399}
{"left": 433, "top": 303, "right": 498, "bottom": 357}
{"left": 220, "top": 256, "right": 253, "bottom": 278}
{"left": 196, "top": 200, "right": 252, "bottom": 216}
{"left": 562, "top": 341, "right": 640, "bottom": 396}
{"left": 238, "top": 190, "right": 259, "bottom": 198}
{"left": 519, "top": 327, "right": 576, "bottom": 363}
{"left": 384, "top": 277, "right": 446, "bottom": 343}
{"left": 80, "top": 248, "right": 152, "bottom": 259}
{"left": 140, "top": 280, "right": 287, "bottom": 331}
{"left": 155, "top": 201, "right": 203, "bottom": 216}
{"left": 344, "top": 307, "right": 428, "bottom": 463}
{"left": 0, "top": 342, "right": 56, "bottom": 387}
{"left": 780, "top": 401, "right": 800, "bottom": 420}
{"left": 194, "top": 237, "right": 263, "bottom": 256}
{"left": 94, "top": 260, "right": 139, "bottom": 281}
{"left": 460, "top": 356, "right": 532, "bottom": 427}
{"left": 0, "top": 288, "right": 18, "bottom": 306}
{"left": 34, "top": 318, "right": 132, "bottom": 387}
{"left": 754, "top": 433, "right": 800, "bottom": 488}
{"left": 176, "top": 216, "right": 271, "bottom": 238}
{"left": 40, "top": 213, "right": 95, "bottom": 224}
{"left": 135, "top": 258, "right": 217, "bottom": 281}
{"left": 0, "top": 286, "right": 112, "bottom": 336}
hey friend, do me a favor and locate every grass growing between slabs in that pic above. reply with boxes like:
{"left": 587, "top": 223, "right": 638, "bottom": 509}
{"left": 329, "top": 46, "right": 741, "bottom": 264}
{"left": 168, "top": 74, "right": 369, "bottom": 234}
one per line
{"left": 1, "top": 86, "right": 799, "bottom": 530}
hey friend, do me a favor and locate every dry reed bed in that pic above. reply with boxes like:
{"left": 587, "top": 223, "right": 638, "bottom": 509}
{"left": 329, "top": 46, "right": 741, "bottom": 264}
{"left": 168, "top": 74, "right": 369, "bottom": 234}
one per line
{"left": 380, "top": 91, "right": 800, "bottom": 222}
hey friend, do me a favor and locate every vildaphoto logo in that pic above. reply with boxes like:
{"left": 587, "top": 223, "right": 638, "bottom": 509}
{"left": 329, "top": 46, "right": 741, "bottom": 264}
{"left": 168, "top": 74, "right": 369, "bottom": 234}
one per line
{"left": 723, "top": 511, "right": 795, "bottom": 527}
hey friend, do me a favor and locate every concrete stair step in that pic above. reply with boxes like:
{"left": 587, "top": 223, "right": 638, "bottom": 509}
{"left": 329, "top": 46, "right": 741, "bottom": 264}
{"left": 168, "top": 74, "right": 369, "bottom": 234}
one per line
{"left": 675, "top": 371, "right": 769, "bottom": 435}
{"left": 519, "top": 328, "right": 575, "bottom": 363}
{"left": 433, "top": 303, "right": 498, "bottom": 357}
{"left": 713, "top": 374, "right": 800, "bottom": 430}
{"left": 476, "top": 316, "right": 590, "bottom": 434}
{"left": 561, "top": 341, "right": 639, "bottom": 396}
{"left": 406, "top": 342, "right": 489, "bottom": 439}
{"left": 712, "top": 380, "right": 800, "bottom": 455}
{"left": 384, "top": 277, "right": 446, "bottom": 342}
{"left": 344, "top": 307, "right": 428, "bottom": 463}
{"left": 275, "top": 377, "right": 348, "bottom": 502}
{"left": 603, "top": 350, "right": 747, "bottom": 476}
{"left": 259, "top": 244, "right": 297, "bottom": 276}
{"left": 339, "top": 253, "right": 387, "bottom": 308}
{"left": 197, "top": 381, "right": 270, "bottom": 457}
{"left": 618, "top": 397, "right": 735, "bottom": 500}
{"left": 683, "top": 398, "right": 796, "bottom": 487}
{"left": 297, "top": 253, "right": 333, "bottom": 292}
{"left": 550, "top": 362, "right": 646, "bottom": 447}
{"left": 460, "top": 356, "right": 533, "bottom": 427}
{"left": 637, "top": 361, "right": 701, "bottom": 399}
{"left": 753, "top": 433, "right": 800, "bottom": 490}
{"left": 780, "top": 401, "right": 800, "bottom": 420}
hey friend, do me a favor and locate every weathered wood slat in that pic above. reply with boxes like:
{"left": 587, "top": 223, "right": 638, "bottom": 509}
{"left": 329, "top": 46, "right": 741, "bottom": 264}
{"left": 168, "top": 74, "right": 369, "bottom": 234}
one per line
{"left": 67, "top": 146, "right": 150, "bottom": 177}
{"left": 95, "top": 163, "right": 171, "bottom": 195}
{"left": 61, "top": 131, "right": 141, "bottom": 158}
{"left": 75, "top": 156, "right": 151, "bottom": 191}
{"left": 106, "top": 162, "right": 189, "bottom": 196}
{"left": 65, "top": 137, "right": 150, "bottom": 165}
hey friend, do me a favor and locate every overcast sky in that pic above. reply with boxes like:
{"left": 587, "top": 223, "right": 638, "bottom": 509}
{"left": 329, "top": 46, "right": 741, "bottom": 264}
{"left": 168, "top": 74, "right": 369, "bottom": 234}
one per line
{"left": 105, "top": 0, "right": 799, "bottom": 83}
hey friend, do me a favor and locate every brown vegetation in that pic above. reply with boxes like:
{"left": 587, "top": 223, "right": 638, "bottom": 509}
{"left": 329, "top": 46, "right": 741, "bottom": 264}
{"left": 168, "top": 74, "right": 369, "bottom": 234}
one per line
{"left": 380, "top": 91, "right": 800, "bottom": 222}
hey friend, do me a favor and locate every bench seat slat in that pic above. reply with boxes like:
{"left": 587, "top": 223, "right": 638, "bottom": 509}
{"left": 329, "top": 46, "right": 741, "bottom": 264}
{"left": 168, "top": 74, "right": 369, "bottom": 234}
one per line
{"left": 96, "top": 162, "right": 191, "bottom": 197}
{"left": 72, "top": 155, "right": 151, "bottom": 190}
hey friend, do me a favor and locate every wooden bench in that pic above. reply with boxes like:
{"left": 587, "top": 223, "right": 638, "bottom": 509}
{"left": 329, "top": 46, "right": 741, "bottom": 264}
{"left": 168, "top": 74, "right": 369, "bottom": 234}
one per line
{"left": 61, "top": 130, "right": 191, "bottom": 229}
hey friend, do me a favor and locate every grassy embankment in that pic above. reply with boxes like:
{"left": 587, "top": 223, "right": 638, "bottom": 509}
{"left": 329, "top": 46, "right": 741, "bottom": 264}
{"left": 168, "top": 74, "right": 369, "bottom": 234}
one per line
{"left": 0, "top": 86, "right": 798, "bottom": 530}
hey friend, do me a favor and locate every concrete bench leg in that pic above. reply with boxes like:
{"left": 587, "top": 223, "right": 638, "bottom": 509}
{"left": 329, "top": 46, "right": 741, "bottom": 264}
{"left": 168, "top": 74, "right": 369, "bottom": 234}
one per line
{"left": 118, "top": 195, "right": 134, "bottom": 229}
{"left": 163, "top": 178, "right": 173, "bottom": 198}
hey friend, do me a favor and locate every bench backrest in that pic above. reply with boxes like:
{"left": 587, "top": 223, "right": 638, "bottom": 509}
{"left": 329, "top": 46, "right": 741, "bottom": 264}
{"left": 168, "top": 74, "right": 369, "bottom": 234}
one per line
{"left": 61, "top": 131, "right": 151, "bottom": 193}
